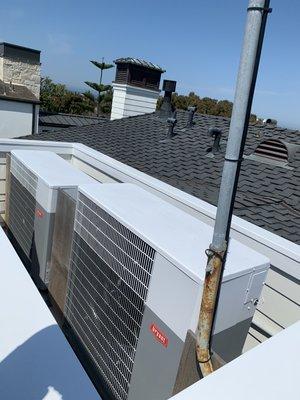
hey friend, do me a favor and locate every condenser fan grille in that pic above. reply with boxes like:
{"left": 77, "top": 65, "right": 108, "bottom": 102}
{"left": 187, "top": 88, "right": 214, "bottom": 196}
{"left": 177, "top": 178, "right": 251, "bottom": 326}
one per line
{"left": 8, "top": 173, "right": 36, "bottom": 258}
{"left": 65, "top": 193, "right": 155, "bottom": 400}
{"left": 10, "top": 155, "right": 38, "bottom": 197}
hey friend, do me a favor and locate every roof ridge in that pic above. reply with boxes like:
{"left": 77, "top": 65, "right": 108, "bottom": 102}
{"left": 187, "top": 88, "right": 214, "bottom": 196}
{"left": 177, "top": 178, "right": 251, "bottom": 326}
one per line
{"left": 40, "top": 111, "right": 106, "bottom": 120}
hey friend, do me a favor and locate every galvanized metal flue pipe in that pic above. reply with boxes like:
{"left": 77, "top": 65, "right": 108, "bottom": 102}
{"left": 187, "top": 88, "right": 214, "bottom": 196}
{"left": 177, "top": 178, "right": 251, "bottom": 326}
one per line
{"left": 196, "top": 0, "right": 271, "bottom": 377}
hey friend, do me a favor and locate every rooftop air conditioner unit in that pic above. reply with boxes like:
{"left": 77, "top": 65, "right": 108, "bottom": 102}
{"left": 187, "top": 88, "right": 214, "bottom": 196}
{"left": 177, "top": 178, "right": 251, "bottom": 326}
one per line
{"left": 64, "top": 183, "right": 269, "bottom": 400}
{"left": 6, "top": 150, "right": 95, "bottom": 289}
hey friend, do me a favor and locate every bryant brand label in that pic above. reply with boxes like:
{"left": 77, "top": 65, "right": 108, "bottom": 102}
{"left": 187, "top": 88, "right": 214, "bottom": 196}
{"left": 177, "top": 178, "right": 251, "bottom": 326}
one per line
{"left": 150, "top": 323, "right": 169, "bottom": 348}
{"left": 36, "top": 209, "right": 44, "bottom": 218}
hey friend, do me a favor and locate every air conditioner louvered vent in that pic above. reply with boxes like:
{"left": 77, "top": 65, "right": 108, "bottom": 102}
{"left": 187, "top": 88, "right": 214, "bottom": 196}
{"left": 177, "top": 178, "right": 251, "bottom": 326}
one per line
{"left": 10, "top": 154, "right": 38, "bottom": 197}
{"left": 65, "top": 193, "right": 155, "bottom": 400}
{"left": 254, "top": 139, "right": 288, "bottom": 162}
{"left": 8, "top": 173, "right": 36, "bottom": 257}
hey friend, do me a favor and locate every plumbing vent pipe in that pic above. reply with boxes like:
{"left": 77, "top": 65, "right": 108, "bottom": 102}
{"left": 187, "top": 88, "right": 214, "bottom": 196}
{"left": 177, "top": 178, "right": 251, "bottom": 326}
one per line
{"left": 263, "top": 118, "right": 277, "bottom": 125}
{"left": 187, "top": 106, "right": 197, "bottom": 127}
{"left": 208, "top": 127, "right": 222, "bottom": 153}
{"left": 166, "top": 116, "right": 177, "bottom": 138}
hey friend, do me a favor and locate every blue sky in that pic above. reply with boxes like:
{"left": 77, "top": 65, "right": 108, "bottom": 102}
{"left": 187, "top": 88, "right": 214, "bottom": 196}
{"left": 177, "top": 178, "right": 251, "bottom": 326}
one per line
{"left": 1, "top": 0, "right": 299, "bottom": 128}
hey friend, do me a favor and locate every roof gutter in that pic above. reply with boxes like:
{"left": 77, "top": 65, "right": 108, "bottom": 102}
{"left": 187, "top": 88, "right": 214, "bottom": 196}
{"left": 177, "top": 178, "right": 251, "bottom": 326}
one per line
{"left": 0, "top": 94, "right": 40, "bottom": 104}
{"left": 196, "top": 0, "right": 272, "bottom": 377}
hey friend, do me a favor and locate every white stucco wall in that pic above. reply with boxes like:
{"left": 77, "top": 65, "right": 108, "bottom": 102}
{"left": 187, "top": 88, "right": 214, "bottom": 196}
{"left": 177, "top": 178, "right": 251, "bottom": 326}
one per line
{"left": 0, "top": 100, "right": 34, "bottom": 138}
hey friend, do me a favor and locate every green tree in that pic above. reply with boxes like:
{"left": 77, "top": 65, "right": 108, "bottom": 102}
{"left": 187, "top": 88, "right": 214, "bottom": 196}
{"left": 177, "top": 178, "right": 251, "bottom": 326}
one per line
{"left": 40, "top": 77, "right": 95, "bottom": 115}
{"left": 84, "top": 58, "right": 114, "bottom": 116}
{"left": 157, "top": 90, "right": 258, "bottom": 121}
{"left": 40, "top": 77, "right": 67, "bottom": 113}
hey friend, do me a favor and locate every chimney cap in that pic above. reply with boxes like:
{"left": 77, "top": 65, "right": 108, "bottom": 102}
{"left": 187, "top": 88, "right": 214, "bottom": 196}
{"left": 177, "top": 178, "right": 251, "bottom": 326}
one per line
{"left": 0, "top": 42, "right": 40, "bottom": 63}
{"left": 114, "top": 57, "right": 165, "bottom": 72}
{"left": 162, "top": 80, "right": 176, "bottom": 93}
{"left": 208, "top": 127, "right": 222, "bottom": 136}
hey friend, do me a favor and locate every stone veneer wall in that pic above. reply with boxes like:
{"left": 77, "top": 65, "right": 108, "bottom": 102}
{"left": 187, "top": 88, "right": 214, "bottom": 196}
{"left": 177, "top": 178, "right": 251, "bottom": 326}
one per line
{"left": 0, "top": 56, "right": 40, "bottom": 99}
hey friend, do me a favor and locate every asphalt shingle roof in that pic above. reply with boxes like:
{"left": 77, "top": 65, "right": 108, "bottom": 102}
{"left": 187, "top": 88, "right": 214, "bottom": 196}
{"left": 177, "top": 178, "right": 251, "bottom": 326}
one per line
{"left": 22, "top": 110, "right": 300, "bottom": 244}
{"left": 38, "top": 112, "right": 107, "bottom": 133}
{"left": 0, "top": 80, "right": 39, "bottom": 103}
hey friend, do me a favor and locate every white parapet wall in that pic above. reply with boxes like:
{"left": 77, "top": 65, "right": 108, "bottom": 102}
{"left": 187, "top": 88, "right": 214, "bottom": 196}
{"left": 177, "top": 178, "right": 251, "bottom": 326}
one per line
{"left": 111, "top": 82, "right": 160, "bottom": 120}
{"left": 0, "top": 138, "right": 299, "bottom": 350}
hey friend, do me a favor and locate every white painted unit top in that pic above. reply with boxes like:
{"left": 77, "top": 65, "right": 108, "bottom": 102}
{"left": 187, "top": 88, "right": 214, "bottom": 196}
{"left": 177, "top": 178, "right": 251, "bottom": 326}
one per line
{"left": 11, "top": 149, "right": 95, "bottom": 188}
{"left": 0, "top": 227, "right": 99, "bottom": 399}
{"left": 79, "top": 183, "right": 269, "bottom": 283}
{"left": 171, "top": 320, "right": 300, "bottom": 400}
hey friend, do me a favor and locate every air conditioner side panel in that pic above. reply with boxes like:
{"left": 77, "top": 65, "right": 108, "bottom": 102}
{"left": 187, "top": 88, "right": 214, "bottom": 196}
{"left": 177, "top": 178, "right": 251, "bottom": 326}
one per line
{"left": 128, "top": 253, "right": 197, "bottom": 400}
{"left": 127, "top": 306, "right": 184, "bottom": 400}
{"left": 145, "top": 253, "right": 200, "bottom": 342}
{"left": 49, "top": 189, "right": 77, "bottom": 314}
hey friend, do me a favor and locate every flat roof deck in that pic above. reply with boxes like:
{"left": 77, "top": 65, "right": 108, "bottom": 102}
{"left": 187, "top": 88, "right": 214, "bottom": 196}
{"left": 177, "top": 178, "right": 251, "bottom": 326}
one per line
{"left": 0, "top": 227, "right": 99, "bottom": 399}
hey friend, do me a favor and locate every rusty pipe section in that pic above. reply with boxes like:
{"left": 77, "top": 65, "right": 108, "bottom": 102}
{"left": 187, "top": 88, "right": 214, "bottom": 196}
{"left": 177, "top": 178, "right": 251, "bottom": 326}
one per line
{"left": 196, "top": 247, "right": 225, "bottom": 377}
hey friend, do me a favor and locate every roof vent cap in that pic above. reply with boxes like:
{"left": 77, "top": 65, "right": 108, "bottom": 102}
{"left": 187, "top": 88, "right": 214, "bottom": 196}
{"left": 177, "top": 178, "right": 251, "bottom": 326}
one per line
{"left": 166, "top": 116, "right": 177, "bottom": 138}
{"left": 206, "top": 127, "right": 222, "bottom": 156}
{"left": 263, "top": 118, "right": 277, "bottom": 126}
{"left": 187, "top": 106, "right": 197, "bottom": 127}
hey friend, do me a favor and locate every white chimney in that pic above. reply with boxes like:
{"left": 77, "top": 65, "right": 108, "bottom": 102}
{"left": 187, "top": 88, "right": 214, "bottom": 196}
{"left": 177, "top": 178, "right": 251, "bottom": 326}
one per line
{"left": 110, "top": 58, "right": 165, "bottom": 120}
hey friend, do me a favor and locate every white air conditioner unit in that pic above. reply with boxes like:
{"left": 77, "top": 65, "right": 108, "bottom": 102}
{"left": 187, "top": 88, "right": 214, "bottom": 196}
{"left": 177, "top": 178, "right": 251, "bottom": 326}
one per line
{"left": 64, "top": 183, "right": 269, "bottom": 400}
{"left": 7, "top": 150, "right": 95, "bottom": 289}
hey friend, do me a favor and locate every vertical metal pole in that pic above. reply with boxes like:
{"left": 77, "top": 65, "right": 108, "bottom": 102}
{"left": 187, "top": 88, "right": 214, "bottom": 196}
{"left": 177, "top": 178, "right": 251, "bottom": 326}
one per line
{"left": 196, "top": 0, "right": 272, "bottom": 377}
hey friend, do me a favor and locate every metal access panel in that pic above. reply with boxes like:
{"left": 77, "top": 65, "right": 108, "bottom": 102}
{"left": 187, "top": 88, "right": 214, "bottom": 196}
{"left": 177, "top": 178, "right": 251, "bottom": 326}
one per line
{"left": 65, "top": 183, "right": 270, "bottom": 400}
{"left": 7, "top": 150, "right": 95, "bottom": 287}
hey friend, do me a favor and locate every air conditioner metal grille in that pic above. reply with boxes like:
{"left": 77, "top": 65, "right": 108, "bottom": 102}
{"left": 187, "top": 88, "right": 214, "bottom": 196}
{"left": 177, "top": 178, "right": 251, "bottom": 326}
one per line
{"left": 65, "top": 193, "right": 155, "bottom": 400}
{"left": 8, "top": 173, "right": 36, "bottom": 258}
{"left": 10, "top": 154, "right": 38, "bottom": 197}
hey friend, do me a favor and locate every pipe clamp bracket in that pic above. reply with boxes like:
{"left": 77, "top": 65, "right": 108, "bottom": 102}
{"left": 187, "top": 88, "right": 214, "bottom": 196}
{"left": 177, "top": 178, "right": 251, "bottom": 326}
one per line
{"left": 247, "top": 6, "right": 272, "bottom": 14}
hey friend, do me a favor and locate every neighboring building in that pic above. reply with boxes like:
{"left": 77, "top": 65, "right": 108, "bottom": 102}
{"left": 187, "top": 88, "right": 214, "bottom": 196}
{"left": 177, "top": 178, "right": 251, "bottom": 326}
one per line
{"left": 38, "top": 111, "right": 107, "bottom": 133}
{"left": 111, "top": 58, "right": 165, "bottom": 120}
{"left": 0, "top": 42, "right": 40, "bottom": 138}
